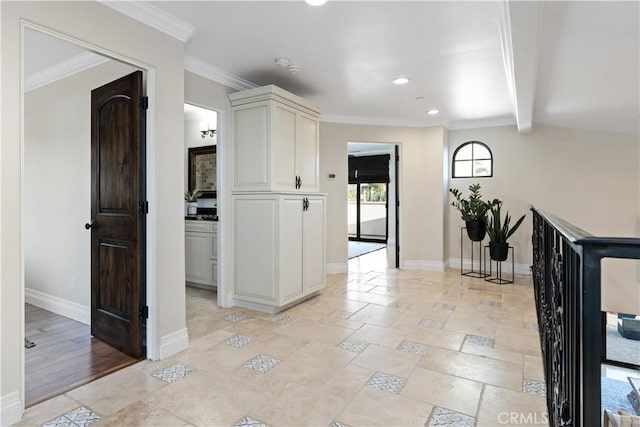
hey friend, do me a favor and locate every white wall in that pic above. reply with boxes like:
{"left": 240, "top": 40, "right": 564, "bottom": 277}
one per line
{"left": 447, "top": 124, "right": 640, "bottom": 313}
{"left": 1, "top": 3, "right": 185, "bottom": 423}
{"left": 319, "top": 123, "right": 447, "bottom": 272}
{"left": 24, "top": 60, "right": 138, "bottom": 322}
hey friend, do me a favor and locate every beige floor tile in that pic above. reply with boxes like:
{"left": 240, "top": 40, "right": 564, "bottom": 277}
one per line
{"left": 143, "top": 370, "right": 270, "bottom": 426}
{"left": 180, "top": 342, "right": 262, "bottom": 374}
{"left": 348, "top": 303, "right": 405, "bottom": 327}
{"left": 320, "top": 364, "right": 375, "bottom": 399}
{"left": 461, "top": 340, "right": 524, "bottom": 365}
{"left": 248, "top": 382, "right": 346, "bottom": 426}
{"left": 16, "top": 395, "right": 80, "bottom": 426}
{"left": 351, "top": 344, "right": 421, "bottom": 378}
{"left": 66, "top": 366, "right": 167, "bottom": 417}
{"left": 444, "top": 312, "right": 499, "bottom": 338}
{"left": 224, "top": 318, "right": 285, "bottom": 336}
{"left": 185, "top": 315, "right": 230, "bottom": 340}
{"left": 405, "top": 326, "right": 466, "bottom": 351}
{"left": 495, "top": 325, "right": 542, "bottom": 356}
{"left": 476, "top": 384, "right": 548, "bottom": 427}
{"left": 250, "top": 331, "right": 310, "bottom": 360}
{"left": 187, "top": 329, "right": 235, "bottom": 352}
{"left": 346, "top": 291, "right": 397, "bottom": 306}
{"left": 94, "top": 401, "right": 191, "bottom": 426}
{"left": 348, "top": 324, "right": 408, "bottom": 348}
{"left": 297, "top": 341, "right": 358, "bottom": 370}
{"left": 402, "top": 367, "right": 483, "bottom": 416}
{"left": 419, "top": 346, "right": 523, "bottom": 391}
{"left": 338, "top": 386, "right": 434, "bottom": 426}
{"left": 524, "top": 355, "right": 545, "bottom": 381}
{"left": 277, "top": 317, "right": 353, "bottom": 346}
{"left": 268, "top": 352, "right": 343, "bottom": 387}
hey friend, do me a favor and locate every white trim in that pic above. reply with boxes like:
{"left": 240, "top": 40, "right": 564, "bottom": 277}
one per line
{"left": 0, "top": 392, "right": 23, "bottom": 426}
{"left": 447, "top": 116, "right": 516, "bottom": 131}
{"left": 158, "top": 328, "right": 189, "bottom": 360}
{"left": 327, "top": 263, "right": 348, "bottom": 274}
{"left": 321, "top": 114, "right": 433, "bottom": 128}
{"left": 403, "top": 260, "right": 446, "bottom": 272}
{"left": 185, "top": 55, "right": 257, "bottom": 91}
{"left": 25, "top": 288, "right": 91, "bottom": 325}
{"left": 25, "top": 52, "right": 109, "bottom": 92}
{"left": 98, "top": 0, "right": 195, "bottom": 42}
{"left": 447, "top": 258, "right": 532, "bottom": 276}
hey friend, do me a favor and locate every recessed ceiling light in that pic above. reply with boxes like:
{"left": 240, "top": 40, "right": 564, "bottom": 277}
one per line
{"left": 427, "top": 109, "right": 440, "bottom": 115}
{"left": 392, "top": 77, "right": 410, "bottom": 85}
{"left": 305, "top": 0, "right": 327, "bottom": 5}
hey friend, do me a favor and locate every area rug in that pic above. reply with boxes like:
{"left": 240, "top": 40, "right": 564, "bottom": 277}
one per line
{"left": 602, "top": 377, "right": 638, "bottom": 416}
{"left": 348, "top": 241, "right": 386, "bottom": 259}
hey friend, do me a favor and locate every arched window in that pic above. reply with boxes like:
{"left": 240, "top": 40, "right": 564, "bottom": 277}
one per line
{"left": 452, "top": 141, "right": 493, "bottom": 178}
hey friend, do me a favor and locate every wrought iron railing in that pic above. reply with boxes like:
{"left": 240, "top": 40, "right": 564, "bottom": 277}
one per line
{"left": 531, "top": 208, "right": 640, "bottom": 427}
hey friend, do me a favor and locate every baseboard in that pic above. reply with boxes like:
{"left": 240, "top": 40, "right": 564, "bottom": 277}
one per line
{"left": 403, "top": 260, "right": 446, "bottom": 272}
{"left": 447, "top": 258, "right": 532, "bottom": 275}
{"left": 159, "top": 328, "right": 189, "bottom": 359}
{"left": 326, "top": 263, "right": 348, "bottom": 274}
{"left": 1, "top": 391, "right": 23, "bottom": 426}
{"left": 25, "top": 288, "right": 90, "bottom": 325}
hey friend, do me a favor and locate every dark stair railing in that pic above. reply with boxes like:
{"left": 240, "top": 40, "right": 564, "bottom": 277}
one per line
{"left": 531, "top": 208, "right": 640, "bottom": 427}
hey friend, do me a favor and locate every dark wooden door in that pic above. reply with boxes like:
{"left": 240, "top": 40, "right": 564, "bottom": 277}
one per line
{"left": 90, "top": 71, "right": 146, "bottom": 359}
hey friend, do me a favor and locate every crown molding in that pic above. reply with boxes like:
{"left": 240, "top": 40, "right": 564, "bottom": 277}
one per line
{"left": 25, "top": 51, "right": 110, "bottom": 92}
{"left": 185, "top": 55, "right": 257, "bottom": 91}
{"left": 320, "top": 114, "right": 439, "bottom": 128}
{"left": 447, "top": 116, "right": 516, "bottom": 131}
{"left": 98, "top": 0, "right": 195, "bottom": 42}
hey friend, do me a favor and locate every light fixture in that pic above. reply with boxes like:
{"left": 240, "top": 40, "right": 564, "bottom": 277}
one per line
{"left": 427, "top": 109, "right": 440, "bottom": 115}
{"left": 305, "top": 0, "right": 327, "bottom": 5}
{"left": 201, "top": 128, "right": 217, "bottom": 138}
{"left": 392, "top": 76, "right": 410, "bottom": 85}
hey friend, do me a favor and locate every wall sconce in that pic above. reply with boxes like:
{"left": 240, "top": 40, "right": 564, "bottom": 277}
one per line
{"left": 201, "top": 128, "right": 216, "bottom": 138}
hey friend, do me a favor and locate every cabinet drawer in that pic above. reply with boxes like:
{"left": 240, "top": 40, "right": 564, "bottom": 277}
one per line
{"left": 185, "top": 220, "right": 216, "bottom": 233}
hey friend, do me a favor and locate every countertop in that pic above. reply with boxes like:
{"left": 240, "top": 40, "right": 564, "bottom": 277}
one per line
{"left": 185, "top": 215, "right": 218, "bottom": 222}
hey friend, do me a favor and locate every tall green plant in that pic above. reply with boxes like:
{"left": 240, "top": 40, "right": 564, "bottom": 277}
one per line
{"left": 184, "top": 189, "right": 201, "bottom": 202}
{"left": 449, "top": 183, "right": 490, "bottom": 221}
{"left": 486, "top": 199, "right": 526, "bottom": 243}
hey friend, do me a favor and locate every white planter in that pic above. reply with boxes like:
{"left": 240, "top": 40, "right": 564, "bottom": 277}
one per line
{"left": 186, "top": 201, "right": 198, "bottom": 216}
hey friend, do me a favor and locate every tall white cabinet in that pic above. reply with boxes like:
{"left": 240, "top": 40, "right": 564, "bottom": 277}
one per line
{"left": 230, "top": 85, "right": 326, "bottom": 311}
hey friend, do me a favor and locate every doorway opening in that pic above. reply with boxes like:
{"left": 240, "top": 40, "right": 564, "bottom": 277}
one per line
{"left": 23, "top": 26, "right": 151, "bottom": 407}
{"left": 347, "top": 143, "right": 399, "bottom": 268}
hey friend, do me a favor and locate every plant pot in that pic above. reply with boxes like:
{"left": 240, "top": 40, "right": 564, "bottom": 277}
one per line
{"left": 186, "top": 202, "right": 198, "bottom": 216}
{"left": 489, "top": 242, "right": 509, "bottom": 261}
{"left": 465, "top": 220, "right": 487, "bottom": 241}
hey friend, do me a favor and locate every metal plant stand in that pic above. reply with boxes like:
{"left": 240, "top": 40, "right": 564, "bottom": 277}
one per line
{"left": 460, "top": 227, "right": 489, "bottom": 278}
{"left": 483, "top": 245, "right": 515, "bottom": 284}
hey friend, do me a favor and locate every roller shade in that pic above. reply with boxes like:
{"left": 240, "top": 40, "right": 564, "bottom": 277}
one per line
{"left": 349, "top": 154, "right": 390, "bottom": 184}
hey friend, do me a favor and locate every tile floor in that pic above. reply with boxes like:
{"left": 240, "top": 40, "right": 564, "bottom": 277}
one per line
{"left": 18, "top": 249, "right": 548, "bottom": 427}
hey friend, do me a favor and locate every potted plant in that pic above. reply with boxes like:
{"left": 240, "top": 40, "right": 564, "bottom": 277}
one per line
{"left": 184, "top": 189, "right": 201, "bottom": 216}
{"left": 486, "top": 199, "right": 526, "bottom": 261}
{"left": 449, "top": 183, "right": 490, "bottom": 241}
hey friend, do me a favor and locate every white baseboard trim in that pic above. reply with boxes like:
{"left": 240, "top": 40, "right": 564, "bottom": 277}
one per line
{"left": 159, "top": 328, "right": 189, "bottom": 359}
{"left": 1, "top": 391, "right": 23, "bottom": 426}
{"left": 25, "top": 288, "right": 90, "bottom": 325}
{"left": 403, "top": 260, "right": 446, "bottom": 272}
{"left": 447, "top": 258, "right": 532, "bottom": 275}
{"left": 326, "top": 263, "right": 348, "bottom": 274}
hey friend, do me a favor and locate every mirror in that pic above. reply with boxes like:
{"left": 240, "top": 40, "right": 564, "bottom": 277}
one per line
{"left": 188, "top": 145, "right": 216, "bottom": 198}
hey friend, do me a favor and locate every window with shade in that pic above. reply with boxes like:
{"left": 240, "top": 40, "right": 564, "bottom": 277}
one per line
{"left": 452, "top": 141, "right": 493, "bottom": 178}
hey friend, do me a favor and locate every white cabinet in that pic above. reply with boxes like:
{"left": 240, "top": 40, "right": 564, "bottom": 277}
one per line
{"left": 233, "top": 193, "right": 326, "bottom": 308}
{"left": 229, "top": 85, "right": 321, "bottom": 193}
{"left": 185, "top": 220, "right": 217, "bottom": 289}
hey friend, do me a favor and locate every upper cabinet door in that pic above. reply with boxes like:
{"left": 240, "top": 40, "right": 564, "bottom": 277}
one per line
{"left": 230, "top": 85, "right": 321, "bottom": 193}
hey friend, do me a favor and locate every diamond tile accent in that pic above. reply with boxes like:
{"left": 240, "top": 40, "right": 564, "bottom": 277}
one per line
{"left": 269, "top": 313, "right": 294, "bottom": 324}
{"left": 418, "top": 319, "right": 444, "bottom": 330}
{"left": 397, "top": 340, "right": 429, "bottom": 356}
{"left": 524, "top": 322, "right": 539, "bottom": 331}
{"left": 366, "top": 371, "right": 407, "bottom": 395}
{"left": 243, "top": 354, "right": 281, "bottom": 373}
{"left": 222, "top": 334, "right": 255, "bottom": 348}
{"left": 337, "top": 338, "right": 369, "bottom": 353}
{"left": 152, "top": 363, "right": 194, "bottom": 383}
{"left": 387, "top": 302, "right": 412, "bottom": 310}
{"left": 43, "top": 407, "right": 101, "bottom": 427}
{"left": 463, "top": 334, "right": 495, "bottom": 348}
{"left": 480, "top": 299, "right": 502, "bottom": 307}
{"left": 523, "top": 379, "right": 546, "bottom": 397}
{"left": 427, "top": 406, "right": 475, "bottom": 427}
{"left": 186, "top": 296, "right": 205, "bottom": 304}
{"left": 433, "top": 302, "right": 456, "bottom": 311}
{"left": 223, "top": 312, "right": 248, "bottom": 323}
{"left": 330, "top": 310, "right": 353, "bottom": 319}
{"left": 306, "top": 299, "right": 324, "bottom": 307}
{"left": 444, "top": 290, "right": 463, "bottom": 298}
{"left": 234, "top": 416, "right": 269, "bottom": 427}
{"left": 329, "top": 421, "right": 350, "bottom": 427}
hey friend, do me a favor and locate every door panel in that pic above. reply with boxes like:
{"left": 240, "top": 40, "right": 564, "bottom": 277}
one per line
{"left": 296, "top": 113, "right": 319, "bottom": 191}
{"left": 304, "top": 197, "right": 325, "bottom": 293}
{"left": 90, "top": 70, "right": 145, "bottom": 358}
{"left": 280, "top": 197, "right": 304, "bottom": 301}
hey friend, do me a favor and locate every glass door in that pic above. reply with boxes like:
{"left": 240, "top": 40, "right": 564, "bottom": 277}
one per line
{"left": 348, "top": 182, "right": 388, "bottom": 242}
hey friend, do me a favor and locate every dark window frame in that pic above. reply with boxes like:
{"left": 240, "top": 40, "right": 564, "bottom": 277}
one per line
{"left": 452, "top": 141, "right": 493, "bottom": 178}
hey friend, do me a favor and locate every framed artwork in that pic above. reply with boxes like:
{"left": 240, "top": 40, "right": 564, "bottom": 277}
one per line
{"left": 188, "top": 145, "right": 216, "bottom": 198}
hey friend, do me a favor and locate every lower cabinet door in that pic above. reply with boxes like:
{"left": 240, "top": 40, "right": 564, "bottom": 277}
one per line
{"left": 304, "top": 196, "right": 326, "bottom": 293}
{"left": 279, "top": 196, "right": 304, "bottom": 301}
{"left": 185, "top": 232, "right": 212, "bottom": 285}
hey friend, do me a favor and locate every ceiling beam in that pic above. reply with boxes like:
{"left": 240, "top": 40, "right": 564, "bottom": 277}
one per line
{"left": 497, "top": 0, "right": 544, "bottom": 134}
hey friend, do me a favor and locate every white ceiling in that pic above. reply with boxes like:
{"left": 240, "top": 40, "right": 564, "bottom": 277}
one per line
{"left": 26, "top": 1, "right": 640, "bottom": 135}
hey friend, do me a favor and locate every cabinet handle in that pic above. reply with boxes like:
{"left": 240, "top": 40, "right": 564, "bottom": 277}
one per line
{"left": 84, "top": 220, "right": 95, "bottom": 231}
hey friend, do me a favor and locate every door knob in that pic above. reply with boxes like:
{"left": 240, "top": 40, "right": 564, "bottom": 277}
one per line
{"left": 85, "top": 220, "right": 95, "bottom": 230}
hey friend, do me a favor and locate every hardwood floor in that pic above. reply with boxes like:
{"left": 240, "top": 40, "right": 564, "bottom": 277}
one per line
{"left": 25, "top": 304, "right": 138, "bottom": 408}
